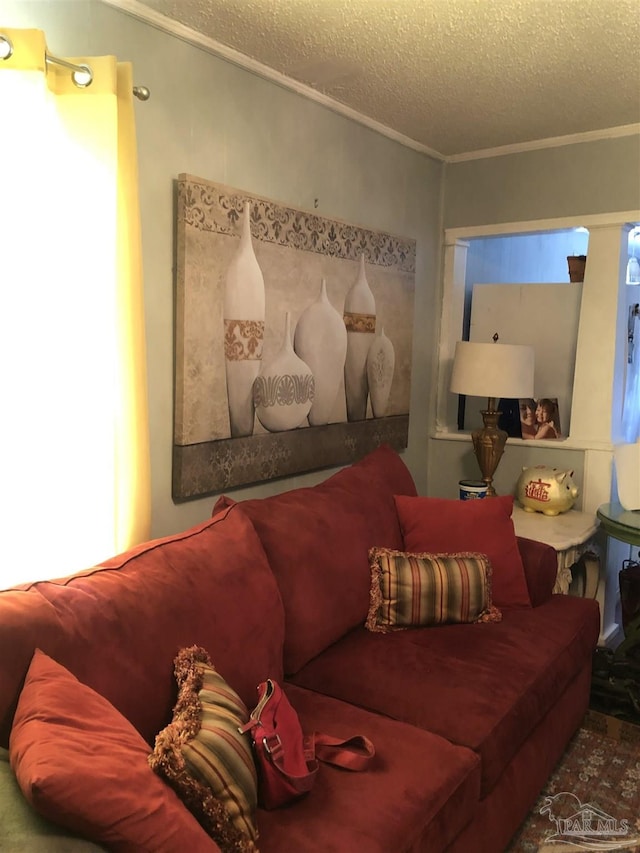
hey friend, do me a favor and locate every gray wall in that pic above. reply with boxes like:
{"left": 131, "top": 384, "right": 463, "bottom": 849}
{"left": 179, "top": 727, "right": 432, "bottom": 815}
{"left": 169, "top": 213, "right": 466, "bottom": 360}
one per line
{"left": 443, "top": 135, "right": 640, "bottom": 229}
{"left": 3, "top": 0, "right": 443, "bottom": 538}
{"left": 426, "top": 440, "right": 588, "bottom": 506}
{"left": 465, "top": 230, "right": 590, "bottom": 287}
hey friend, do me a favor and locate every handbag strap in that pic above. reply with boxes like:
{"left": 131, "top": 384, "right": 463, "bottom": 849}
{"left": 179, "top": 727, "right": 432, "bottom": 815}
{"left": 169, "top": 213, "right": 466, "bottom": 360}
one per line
{"left": 241, "top": 680, "right": 375, "bottom": 779}
{"left": 263, "top": 732, "right": 319, "bottom": 794}
{"left": 305, "top": 732, "right": 376, "bottom": 772}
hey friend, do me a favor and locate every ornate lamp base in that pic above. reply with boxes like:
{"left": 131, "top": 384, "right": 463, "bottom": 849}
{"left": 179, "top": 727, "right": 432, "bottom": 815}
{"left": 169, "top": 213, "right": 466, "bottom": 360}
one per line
{"left": 470, "top": 402, "right": 507, "bottom": 497}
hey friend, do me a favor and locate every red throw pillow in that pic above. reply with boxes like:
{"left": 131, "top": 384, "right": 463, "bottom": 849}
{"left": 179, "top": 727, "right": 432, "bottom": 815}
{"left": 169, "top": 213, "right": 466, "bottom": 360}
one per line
{"left": 393, "top": 495, "right": 531, "bottom": 608}
{"left": 9, "top": 650, "right": 218, "bottom": 852}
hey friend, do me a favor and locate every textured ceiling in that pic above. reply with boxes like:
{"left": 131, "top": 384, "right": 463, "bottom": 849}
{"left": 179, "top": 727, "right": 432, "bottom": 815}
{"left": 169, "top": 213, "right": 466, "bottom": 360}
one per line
{"left": 131, "top": 0, "right": 640, "bottom": 158}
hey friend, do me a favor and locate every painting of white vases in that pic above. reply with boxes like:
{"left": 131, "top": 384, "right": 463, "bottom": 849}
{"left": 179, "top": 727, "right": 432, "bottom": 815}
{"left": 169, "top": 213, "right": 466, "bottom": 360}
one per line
{"left": 366, "top": 327, "right": 395, "bottom": 417}
{"left": 223, "top": 200, "right": 265, "bottom": 437}
{"left": 343, "top": 254, "right": 376, "bottom": 421}
{"left": 254, "top": 312, "right": 315, "bottom": 432}
{"left": 173, "top": 174, "right": 415, "bottom": 498}
{"left": 294, "top": 279, "right": 347, "bottom": 426}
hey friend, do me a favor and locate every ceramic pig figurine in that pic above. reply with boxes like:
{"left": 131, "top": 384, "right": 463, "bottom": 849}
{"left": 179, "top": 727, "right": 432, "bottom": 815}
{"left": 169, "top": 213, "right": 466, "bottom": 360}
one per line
{"left": 516, "top": 466, "right": 578, "bottom": 516}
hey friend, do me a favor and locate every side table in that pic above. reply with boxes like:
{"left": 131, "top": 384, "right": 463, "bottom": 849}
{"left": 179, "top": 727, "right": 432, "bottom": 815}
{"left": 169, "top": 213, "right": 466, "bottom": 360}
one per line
{"left": 596, "top": 503, "right": 640, "bottom": 547}
{"left": 591, "top": 503, "right": 640, "bottom": 723}
{"left": 511, "top": 505, "right": 601, "bottom": 598}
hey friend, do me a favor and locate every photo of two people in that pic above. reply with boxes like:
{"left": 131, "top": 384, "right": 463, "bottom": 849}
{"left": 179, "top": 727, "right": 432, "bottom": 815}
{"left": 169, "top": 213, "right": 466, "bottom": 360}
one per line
{"left": 497, "top": 398, "right": 562, "bottom": 440}
{"left": 518, "top": 398, "right": 561, "bottom": 440}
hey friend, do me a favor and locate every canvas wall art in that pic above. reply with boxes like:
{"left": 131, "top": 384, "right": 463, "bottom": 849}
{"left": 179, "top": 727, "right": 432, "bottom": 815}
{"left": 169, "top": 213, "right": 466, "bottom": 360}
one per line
{"left": 173, "top": 175, "right": 416, "bottom": 499}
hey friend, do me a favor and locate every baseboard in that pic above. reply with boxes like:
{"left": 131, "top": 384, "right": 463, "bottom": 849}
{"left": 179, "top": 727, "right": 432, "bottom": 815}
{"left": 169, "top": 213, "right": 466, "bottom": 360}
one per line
{"left": 599, "top": 620, "right": 623, "bottom": 648}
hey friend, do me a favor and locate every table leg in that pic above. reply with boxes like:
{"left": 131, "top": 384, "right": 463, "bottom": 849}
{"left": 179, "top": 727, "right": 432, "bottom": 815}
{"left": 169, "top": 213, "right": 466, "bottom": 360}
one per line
{"left": 569, "top": 552, "right": 600, "bottom": 600}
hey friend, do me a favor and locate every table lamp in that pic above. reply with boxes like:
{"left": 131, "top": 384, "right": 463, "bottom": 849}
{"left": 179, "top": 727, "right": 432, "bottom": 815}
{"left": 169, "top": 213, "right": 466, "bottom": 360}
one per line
{"left": 450, "top": 340, "right": 535, "bottom": 496}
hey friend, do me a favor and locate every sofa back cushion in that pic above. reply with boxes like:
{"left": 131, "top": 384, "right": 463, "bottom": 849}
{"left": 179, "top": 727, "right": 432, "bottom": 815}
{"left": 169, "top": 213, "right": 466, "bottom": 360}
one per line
{"left": 0, "top": 506, "right": 285, "bottom": 748}
{"left": 215, "top": 445, "right": 417, "bottom": 674}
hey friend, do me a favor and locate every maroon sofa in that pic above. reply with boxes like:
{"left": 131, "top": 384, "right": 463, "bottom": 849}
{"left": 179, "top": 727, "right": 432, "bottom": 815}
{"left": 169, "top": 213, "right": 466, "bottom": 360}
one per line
{"left": 0, "top": 445, "right": 600, "bottom": 852}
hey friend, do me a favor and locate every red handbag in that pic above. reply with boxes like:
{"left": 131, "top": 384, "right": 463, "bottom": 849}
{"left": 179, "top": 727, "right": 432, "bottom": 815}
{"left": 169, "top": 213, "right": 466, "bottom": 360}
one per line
{"left": 240, "top": 679, "right": 375, "bottom": 810}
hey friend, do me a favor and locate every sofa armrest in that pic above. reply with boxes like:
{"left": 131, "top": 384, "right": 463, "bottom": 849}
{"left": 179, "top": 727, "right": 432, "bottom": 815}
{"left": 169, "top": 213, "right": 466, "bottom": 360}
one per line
{"left": 517, "top": 536, "right": 558, "bottom": 607}
{"left": 0, "top": 748, "right": 108, "bottom": 852}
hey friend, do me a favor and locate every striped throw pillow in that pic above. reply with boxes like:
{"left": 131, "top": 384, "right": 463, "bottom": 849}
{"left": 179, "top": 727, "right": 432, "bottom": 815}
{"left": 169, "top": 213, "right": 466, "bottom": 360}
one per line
{"left": 149, "top": 646, "right": 258, "bottom": 853}
{"left": 366, "top": 548, "right": 502, "bottom": 633}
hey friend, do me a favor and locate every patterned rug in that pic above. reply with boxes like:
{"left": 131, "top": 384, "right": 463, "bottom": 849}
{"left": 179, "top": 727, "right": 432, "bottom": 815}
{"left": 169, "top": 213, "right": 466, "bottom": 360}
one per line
{"left": 506, "top": 711, "right": 640, "bottom": 852}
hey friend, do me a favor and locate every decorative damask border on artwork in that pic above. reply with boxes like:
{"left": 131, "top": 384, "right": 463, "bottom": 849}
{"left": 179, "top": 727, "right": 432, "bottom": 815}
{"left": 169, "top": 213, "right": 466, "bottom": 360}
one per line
{"left": 173, "top": 415, "right": 409, "bottom": 500}
{"left": 177, "top": 174, "right": 416, "bottom": 273}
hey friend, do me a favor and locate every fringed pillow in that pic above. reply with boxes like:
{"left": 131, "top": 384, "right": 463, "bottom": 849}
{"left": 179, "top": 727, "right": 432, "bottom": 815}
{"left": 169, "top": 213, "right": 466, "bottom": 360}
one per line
{"left": 367, "top": 547, "right": 502, "bottom": 633}
{"left": 149, "top": 646, "right": 258, "bottom": 853}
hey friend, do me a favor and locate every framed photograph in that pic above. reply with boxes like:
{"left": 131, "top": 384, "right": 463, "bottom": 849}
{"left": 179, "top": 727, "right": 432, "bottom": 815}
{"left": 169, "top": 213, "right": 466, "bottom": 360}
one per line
{"left": 519, "top": 398, "right": 562, "bottom": 440}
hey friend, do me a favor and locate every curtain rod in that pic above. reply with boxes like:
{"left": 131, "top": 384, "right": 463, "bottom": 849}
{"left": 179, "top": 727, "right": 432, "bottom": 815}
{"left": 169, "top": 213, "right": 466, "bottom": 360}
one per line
{"left": 0, "top": 34, "right": 150, "bottom": 100}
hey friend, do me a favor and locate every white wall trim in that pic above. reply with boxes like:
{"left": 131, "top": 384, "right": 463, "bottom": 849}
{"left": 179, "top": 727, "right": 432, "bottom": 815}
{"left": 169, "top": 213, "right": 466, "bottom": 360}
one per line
{"left": 99, "top": 0, "right": 444, "bottom": 160}
{"left": 101, "top": 0, "right": 640, "bottom": 165}
{"left": 446, "top": 124, "right": 640, "bottom": 163}
{"left": 430, "top": 430, "right": 614, "bottom": 453}
{"left": 444, "top": 211, "right": 640, "bottom": 242}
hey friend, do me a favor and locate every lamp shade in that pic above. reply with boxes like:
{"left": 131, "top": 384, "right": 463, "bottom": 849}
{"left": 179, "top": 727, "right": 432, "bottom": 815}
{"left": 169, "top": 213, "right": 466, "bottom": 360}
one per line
{"left": 450, "top": 341, "right": 534, "bottom": 399}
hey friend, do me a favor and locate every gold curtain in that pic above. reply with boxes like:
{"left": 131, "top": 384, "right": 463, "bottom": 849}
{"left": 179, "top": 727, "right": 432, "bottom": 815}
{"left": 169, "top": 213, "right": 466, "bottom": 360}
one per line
{"left": 0, "top": 28, "right": 150, "bottom": 587}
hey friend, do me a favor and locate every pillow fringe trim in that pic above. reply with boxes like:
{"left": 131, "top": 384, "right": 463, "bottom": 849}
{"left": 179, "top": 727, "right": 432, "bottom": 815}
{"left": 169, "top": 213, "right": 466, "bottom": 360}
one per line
{"left": 366, "top": 556, "right": 389, "bottom": 633}
{"left": 149, "top": 646, "right": 258, "bottom": 853}
{"left": 366, "top": 547, "right": 502, "bottom": 632}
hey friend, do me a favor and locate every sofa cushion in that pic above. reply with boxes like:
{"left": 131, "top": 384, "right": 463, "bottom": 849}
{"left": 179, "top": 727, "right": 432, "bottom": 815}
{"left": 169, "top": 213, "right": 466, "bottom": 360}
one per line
{"left": 394, "top": 494, "right": 531, "bottom": 609}
{"left": 289, "top": 595, "right": 600, "bottom": 796}
{"left": 366, "top": 548, "right": 502, "bottom": 632}
{"left": 150, "top": 646, "right": 258, "bottom": 852}
{"left": 216, "top": 445, "right": 417, "bottom": 674}
{"left": 9, "top": 650, "right": 220, "bottom": 853}
{"left": 0, "top": 505, "right": 285, "bottom": 749}
{"left": 256, "top": 684, "right": 481, "bottom": 853}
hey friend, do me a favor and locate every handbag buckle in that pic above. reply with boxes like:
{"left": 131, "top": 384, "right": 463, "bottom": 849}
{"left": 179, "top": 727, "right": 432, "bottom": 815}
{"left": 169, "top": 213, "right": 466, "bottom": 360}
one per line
{"left": 263, "top": 734, "right": 282, "bottom": 755}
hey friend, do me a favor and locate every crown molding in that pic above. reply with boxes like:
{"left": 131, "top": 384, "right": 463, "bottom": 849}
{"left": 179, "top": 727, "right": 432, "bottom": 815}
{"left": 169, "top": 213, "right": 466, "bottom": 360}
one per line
{"left": 100, "top": 0, "right": 445, "bottom": 161}
{"left": 102, "top": 0, "right": 640, "bottom": 164}
{"left": 444, "top": 210, "right": 640, "bottom": 242}
{"left": 446, "top": 124, "right": 640, "bottom": 163}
